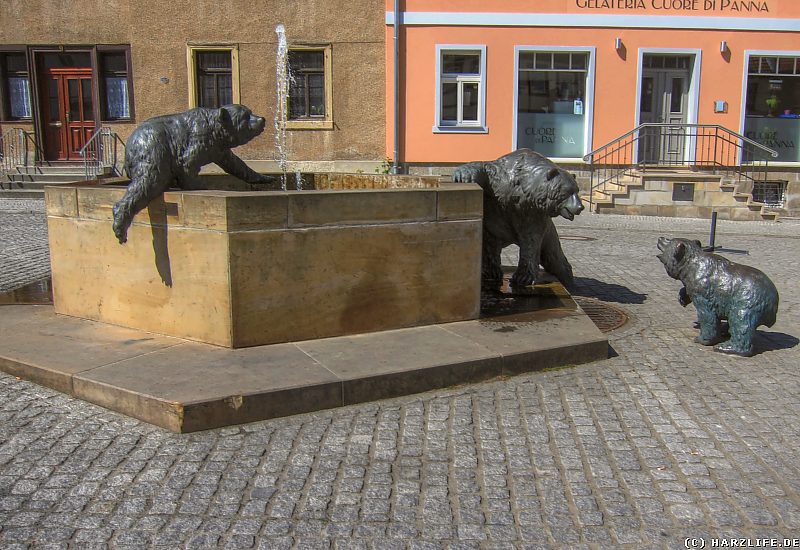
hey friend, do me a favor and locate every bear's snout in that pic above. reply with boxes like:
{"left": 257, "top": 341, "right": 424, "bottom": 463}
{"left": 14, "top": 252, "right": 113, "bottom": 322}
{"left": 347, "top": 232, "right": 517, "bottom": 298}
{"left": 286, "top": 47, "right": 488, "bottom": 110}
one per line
{"left": 559, "top": 193, "right": 584, "bottom": 221}
{"left": 251, "top": 116, "right": 266, "bottom": 135}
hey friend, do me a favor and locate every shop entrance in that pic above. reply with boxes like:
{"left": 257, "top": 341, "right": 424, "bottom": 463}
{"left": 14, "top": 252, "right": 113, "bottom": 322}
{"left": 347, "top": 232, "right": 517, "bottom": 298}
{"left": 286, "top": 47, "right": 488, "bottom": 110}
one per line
{"left": 37, "top": 52, "right": 95, "bottom": 161}
{"left": 638, "top": 55, "right": 692, "bottom": 165}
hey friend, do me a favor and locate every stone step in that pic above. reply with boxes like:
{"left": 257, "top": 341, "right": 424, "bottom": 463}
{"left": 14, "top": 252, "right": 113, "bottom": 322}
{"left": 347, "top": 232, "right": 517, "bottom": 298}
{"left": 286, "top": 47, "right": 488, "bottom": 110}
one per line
{"left": 0, "top": 188, "right": 45, "bottom": 199}
{"left": 9, "top": 173, "right": 89, "bottom": 183}
{"left": 15, "top": 163, "right": 88, "bottom": 175}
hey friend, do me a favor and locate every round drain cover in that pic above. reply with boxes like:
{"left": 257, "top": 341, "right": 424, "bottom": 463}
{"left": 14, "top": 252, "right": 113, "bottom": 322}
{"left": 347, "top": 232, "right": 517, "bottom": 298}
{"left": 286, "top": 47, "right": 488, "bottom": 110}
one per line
{"left": 573, "top": 297, "right": 628, "bottom": 333}
{"left": 559, "top": 235, "right": 596, "bottom": 241}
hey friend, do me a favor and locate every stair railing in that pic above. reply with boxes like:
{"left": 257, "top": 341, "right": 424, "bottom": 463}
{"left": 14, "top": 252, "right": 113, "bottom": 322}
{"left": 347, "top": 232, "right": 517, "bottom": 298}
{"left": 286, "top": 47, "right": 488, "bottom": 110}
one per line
{"left": 1, "top": 128, "right": 25, "bottom": 183}
{"left": 582, "top": 123, "right": 778, "bottom": 212}
{"left": 80, "top": 127, "right": 124, "bottom": 180}
{"left": 0, "top": 129, "right": 47, "bottom": 188}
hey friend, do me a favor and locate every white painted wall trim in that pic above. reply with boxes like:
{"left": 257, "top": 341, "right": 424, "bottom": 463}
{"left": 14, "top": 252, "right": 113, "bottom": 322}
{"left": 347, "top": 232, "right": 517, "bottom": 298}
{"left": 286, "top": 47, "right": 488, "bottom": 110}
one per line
{"left": 386, "top": 11, "right": 800, "bottom": 32}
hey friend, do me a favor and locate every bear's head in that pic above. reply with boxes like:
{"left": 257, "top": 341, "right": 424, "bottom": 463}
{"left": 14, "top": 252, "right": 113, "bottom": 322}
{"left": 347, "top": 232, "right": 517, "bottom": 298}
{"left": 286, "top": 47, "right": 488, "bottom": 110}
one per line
{"left": 656, "top": 236, "right": 703, "bottom": 279}
{"left": 487, "top": 149, "right": 585, "bottom": 220}
{"left": 541, "top": 167, "right": 584, "bottom": 221}
{"left": 217, "top": 104, "right": 266, "bottom": 147}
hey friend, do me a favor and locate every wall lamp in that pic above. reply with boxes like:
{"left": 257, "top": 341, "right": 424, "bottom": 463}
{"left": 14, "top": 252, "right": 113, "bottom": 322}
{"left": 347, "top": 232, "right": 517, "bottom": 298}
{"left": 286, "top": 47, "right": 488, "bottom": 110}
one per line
{"left": 615, "top": 37, "right": 623, "bottom": 51}
{"left": 720, "top": 40, "right": 728, "bottom": 54}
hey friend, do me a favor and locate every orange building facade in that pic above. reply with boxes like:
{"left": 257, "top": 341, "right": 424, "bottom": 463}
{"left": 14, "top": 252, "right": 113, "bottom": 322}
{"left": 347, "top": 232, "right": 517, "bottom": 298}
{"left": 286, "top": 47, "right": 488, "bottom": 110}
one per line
{"left": 385, "top": 0, "right": 800, "bottom": 172}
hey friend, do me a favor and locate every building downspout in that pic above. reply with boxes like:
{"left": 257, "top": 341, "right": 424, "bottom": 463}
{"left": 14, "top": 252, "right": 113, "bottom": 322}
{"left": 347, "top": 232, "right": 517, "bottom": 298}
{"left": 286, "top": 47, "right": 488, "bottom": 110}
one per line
{"left": 392, "top": 0, "right": 401, "bottom": 174}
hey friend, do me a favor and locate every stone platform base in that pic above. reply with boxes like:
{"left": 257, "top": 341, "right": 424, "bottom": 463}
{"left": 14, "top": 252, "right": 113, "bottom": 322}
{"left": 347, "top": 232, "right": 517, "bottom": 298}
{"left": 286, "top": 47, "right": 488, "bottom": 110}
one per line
{"left": 0, "top": 281, "right": 607, "bottom": 432}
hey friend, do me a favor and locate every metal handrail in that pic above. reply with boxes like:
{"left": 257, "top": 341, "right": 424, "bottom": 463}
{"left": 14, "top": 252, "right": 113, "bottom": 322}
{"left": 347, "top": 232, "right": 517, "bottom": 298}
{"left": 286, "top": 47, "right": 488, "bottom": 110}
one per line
{"left": 22, "top": 131, "right": 50, "bottom": 168}
{"left": 109, "top": 132, "right": 126, "bottom": 177}
{"left": 80, "top": 127, "right": 105, "bottom": 180}
{"left": 583, "top": 123, "right": 777, "bottom": 163}
{"left": 80, "top": 127, "right": 124, "bottom": 180}
{"left": 582, "top": 123, "right": 779, "bottom": 212}
{"left": 1, "top": 128, "right": 24, "bottom": 174}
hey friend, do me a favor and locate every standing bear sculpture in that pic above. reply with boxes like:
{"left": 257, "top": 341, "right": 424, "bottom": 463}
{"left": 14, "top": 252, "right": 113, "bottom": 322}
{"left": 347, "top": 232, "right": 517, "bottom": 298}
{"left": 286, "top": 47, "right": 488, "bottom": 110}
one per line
{"left": 112, "top": 104, "right": 276, "bottom": 244}
{"left": 656, "top": 236, "right": 779, "bottom": 357}
{"left": 453, "top": 148, "right": 584, "bottom": 291}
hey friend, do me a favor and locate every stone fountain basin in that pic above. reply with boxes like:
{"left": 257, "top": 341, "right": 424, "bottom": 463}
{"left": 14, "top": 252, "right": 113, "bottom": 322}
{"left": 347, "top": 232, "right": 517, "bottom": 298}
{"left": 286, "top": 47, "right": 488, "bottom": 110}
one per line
{"left": 45, "top": 174, "right": 483, "bottom": 348}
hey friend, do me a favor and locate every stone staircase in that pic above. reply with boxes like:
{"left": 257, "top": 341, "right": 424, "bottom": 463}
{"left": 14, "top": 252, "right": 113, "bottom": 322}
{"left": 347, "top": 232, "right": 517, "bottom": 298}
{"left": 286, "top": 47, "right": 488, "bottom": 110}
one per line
{"left": 1, "top": 163, "right": 109, "bottom": 198}
{"left": 581, "top": 169, "right": 784, "bottom": 222}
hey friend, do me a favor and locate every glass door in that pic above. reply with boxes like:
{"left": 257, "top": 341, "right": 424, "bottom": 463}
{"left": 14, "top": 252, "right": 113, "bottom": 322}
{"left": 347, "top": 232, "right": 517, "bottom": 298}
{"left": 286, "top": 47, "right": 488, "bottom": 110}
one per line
{"left": 638, "top": 56, "right": 691, "bottom": 165}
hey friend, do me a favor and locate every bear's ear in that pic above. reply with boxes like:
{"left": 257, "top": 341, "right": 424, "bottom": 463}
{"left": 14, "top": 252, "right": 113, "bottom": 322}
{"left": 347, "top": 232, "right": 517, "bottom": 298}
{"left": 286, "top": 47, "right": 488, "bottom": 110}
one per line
{"left": 674, "top": 241, "right": 686, "bottom": 262}
{"left": 217, "top": 107, "right": 231, "bottom": 126}
{"left": 693, "top": 240, "right": 702, "bottom": 248}
{"left": 546, "top": 168, "right": 559, "bottom": 181}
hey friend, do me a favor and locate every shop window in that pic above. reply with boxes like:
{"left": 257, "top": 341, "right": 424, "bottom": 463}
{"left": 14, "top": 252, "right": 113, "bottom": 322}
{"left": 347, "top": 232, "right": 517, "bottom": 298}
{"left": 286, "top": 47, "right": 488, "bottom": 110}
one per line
{"left": 0, "top": 52, "right": 32, "bottom": 120}
{"left": 743, "top": 54, "right": 800, "bottom": 163}
{"left": 435, "top": 46, "right": 487, "bottom": 132}
{"left": 286, "top": 45, "right": 333, "bottom": 130}
{"left": 99, "top": 49, "right": 133, "bottom": 121}
{"left": 187, "top": 46, "right": 240, "bottom": 109}
{"left": 516, "top": 50, "right": 590, "bottom": 158}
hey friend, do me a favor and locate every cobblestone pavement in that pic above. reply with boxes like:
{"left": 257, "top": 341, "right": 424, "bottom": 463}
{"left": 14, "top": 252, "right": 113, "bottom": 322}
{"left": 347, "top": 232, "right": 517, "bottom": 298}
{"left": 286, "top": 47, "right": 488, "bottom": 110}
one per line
{"left": 1, "top": 198, "right": 800, "bottom": 549}
{"left": 0, "top": 199, "right": 49, "bottom": 293}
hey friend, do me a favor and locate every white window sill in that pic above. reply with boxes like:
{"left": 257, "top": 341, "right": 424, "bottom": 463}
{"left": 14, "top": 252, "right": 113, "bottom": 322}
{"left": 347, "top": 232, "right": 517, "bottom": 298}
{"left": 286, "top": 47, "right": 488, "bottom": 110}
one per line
{"left": 432, "top": 125, "right": 489, "bottom": 134}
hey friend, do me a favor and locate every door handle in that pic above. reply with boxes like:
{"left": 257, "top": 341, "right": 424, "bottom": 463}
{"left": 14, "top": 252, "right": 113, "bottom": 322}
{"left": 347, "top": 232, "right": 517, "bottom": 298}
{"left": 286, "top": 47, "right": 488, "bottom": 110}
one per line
{"left": 49, "top": 121, "right": 63, "bottom": 128}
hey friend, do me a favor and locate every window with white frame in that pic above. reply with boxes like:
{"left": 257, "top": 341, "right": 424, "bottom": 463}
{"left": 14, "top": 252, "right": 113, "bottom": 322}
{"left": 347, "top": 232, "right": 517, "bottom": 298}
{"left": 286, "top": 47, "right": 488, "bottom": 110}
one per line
{"left": 516, "top": 50, "right": 589, "bottom": 158}
{"left": 743, "top": 54, "right": 800, "bottom": 163}
{"left": 435, "top": 46, "right": 486, "bottom": 131}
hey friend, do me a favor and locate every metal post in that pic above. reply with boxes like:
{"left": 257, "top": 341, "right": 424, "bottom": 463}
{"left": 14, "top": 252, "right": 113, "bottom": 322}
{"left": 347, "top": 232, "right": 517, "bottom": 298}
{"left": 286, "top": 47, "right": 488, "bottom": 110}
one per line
{"left": 708, "top": 211, "right": 717, "bottom": 252}
{"left": 391, "top": 0, "right": 400, "bottom": 175}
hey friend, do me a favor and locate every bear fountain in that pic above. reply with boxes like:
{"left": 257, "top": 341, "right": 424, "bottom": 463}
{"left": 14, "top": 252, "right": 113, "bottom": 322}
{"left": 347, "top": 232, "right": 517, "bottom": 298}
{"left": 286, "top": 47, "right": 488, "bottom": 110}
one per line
{"left": 30, "top": 106, "right": 609, "bottom": 431}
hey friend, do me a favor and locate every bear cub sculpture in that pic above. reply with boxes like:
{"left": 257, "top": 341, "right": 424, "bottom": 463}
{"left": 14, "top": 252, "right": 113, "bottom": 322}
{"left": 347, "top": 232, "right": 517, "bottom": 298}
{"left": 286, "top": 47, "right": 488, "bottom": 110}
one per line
{"left": 112, "top": 104, "right": 276, "bottom": 244}
{"left": 656, "top": 236, "right": 779, "bottom": 357}
{"left": 453, "top": 148, "right": 584, "bottom": 291}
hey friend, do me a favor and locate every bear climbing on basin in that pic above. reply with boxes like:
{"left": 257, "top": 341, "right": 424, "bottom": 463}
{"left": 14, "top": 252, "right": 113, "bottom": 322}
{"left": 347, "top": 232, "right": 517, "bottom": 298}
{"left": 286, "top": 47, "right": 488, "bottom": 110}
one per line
{"left": 453, "top": 148, "right": 584, "bottom": 291}
{"left": 112, "top": 104, "right": 276, "bottom": 244}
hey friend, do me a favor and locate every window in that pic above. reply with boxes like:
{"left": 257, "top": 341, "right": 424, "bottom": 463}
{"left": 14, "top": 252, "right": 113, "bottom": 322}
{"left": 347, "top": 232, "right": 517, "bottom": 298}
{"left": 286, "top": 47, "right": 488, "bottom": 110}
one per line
{"left": 743, "top": 53, "right": 800, "bottom": 163}
{"left": 744, "top": 55, "right": 800, "bottom": 117}
{"left": 196, "top": 51, "right": 232, "bottom": 108}
{"left": 752, "top": 181, "right": 786, "bottom": 208}
{"left": 187, "top": 46, "right": 240, "bottom": 109}
{"left": 99, "top": 49, "right": 132, "bottom": 120}
{"left": 516, "top": 50, "right": 591, "bottom": 158}
{"left": 286, "top": 45, "right": 332, "bottom": 130}
{"left": 289, "top": 50, "right": 324, "bottom": 118}
{"left": 0, "top": 52, "right": 32, "bottom": 120}
{"left": 435, "top": 46, "right": 487, "bottom": 132}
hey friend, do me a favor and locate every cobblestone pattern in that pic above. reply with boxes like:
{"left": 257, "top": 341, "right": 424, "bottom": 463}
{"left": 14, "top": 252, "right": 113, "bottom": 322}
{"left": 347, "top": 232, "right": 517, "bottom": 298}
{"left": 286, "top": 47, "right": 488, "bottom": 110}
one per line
{"left": 0, "top": 199, "right": 49, "bottom": 293}
{"left": 1, "top": 202, "right": 799, "bottom": 548}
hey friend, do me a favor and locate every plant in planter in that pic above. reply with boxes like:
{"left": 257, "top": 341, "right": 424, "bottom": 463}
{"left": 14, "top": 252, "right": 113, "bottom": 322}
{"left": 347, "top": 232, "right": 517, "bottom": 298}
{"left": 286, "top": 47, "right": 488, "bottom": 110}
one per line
{"left": 766, "top": 95, "right": 780, "bottom": 116}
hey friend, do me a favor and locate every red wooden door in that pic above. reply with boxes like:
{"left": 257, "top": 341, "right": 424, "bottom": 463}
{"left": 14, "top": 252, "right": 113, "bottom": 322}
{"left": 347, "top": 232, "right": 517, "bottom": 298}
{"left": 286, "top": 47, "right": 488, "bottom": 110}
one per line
{"left": 43, "top": 68, "right": 95, "bottom": 161}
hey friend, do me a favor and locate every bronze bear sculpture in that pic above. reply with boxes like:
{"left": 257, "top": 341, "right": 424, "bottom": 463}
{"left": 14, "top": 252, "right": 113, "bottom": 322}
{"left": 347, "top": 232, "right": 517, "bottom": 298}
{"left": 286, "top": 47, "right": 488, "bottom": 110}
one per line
{"left": 453, "top": 148, "right": 584, "bottom": 291}
{"left": 657, "top": 236, "right": 779, "bottom": 357}
{"left": 112, "top": 104, "right": 276, "bottom": 244}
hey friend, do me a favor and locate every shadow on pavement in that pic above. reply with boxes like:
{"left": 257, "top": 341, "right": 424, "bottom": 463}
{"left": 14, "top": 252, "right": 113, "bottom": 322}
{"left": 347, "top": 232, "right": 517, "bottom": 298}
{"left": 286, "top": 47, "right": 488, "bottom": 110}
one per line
{"left": 571, "top": 276, "right": 648, "bottom": 304}
{"left": 754, "top": 331, "right": 799, "bottom": 355}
